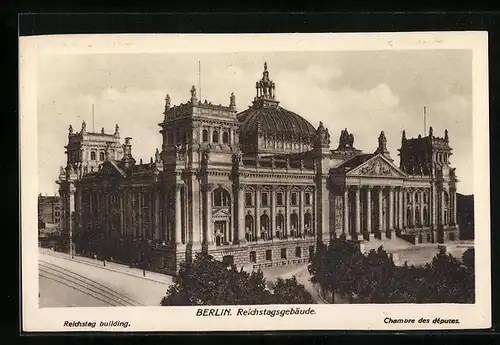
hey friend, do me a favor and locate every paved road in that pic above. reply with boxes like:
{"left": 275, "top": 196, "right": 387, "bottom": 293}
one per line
{"left": 39, "top": 249, "right": 174, "bottom": 307}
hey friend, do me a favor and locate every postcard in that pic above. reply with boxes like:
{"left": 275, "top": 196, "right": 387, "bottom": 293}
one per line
{"left": 20, "top": 31, "right": 490, "bottom": 332}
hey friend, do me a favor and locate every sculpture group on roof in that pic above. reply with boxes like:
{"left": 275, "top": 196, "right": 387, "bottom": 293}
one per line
{"left": 338, "top": 128, "right": 355, "bottom": 149}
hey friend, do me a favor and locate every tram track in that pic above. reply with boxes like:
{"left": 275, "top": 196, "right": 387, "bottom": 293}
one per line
{"left": 39, "top": 260, "right": 143, "bottom": 307}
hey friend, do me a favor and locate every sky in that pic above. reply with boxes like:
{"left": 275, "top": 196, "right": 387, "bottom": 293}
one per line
{"left": 37, "top": 50, "right": 473, "bottom": 195}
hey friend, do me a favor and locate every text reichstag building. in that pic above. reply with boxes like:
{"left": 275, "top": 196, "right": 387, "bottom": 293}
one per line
{"left": 57, "top": 63, "right": 460, "bottom": 275}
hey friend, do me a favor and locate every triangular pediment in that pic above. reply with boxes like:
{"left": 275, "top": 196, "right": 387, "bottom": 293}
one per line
{"left": 212, "top": 208, "right": 231, "bottom": 219}
{"left": 347, "top": 154, "right": 407, "bottom": 178}
{"left": 97, "top": 160, "right": 127, "bottom": 178}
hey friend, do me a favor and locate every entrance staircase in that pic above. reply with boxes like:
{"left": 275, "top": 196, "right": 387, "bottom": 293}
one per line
{"left": 359, "top": 235, "right": 414, "bottom": 254}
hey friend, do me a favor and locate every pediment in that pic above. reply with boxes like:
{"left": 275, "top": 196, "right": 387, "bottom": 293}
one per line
{"left": 347, "top": 154, "right": 406, "bottom": 178}
{"left": 212, "top": 208, "right": 231, "bottom": 219}
{"left": 97, "top": 160, "right": 126, "bottom": 178}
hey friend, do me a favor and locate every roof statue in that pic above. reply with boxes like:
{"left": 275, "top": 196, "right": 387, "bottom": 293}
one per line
{"left": 338, "top": 128, "right": 354, "bottom": 149}
{"left": 155, "top": 148, "right": 161, "bottom": 163}
{"left": 378, "top": 131, "right": 387, "bottom": 151}
{"left": 316, "top": 121, "right": 331, "bottom": 148}
{"left": 101, "top": 127, "right": 105, "bottom": 134}
{"left": 81, "top": 120, "right": 87, "bottom": 133}
{"left": 68, "top": 125, "right": 73, "bottom": 135}
{"left": 114, "top": 124, "right": 120, "bottom": 137}
{"left": 401, "top": 130, "right": 406, "bottom": 143}
{"left": 445, "top": 129, "right": 449, "bottom": 142}
{"left": 229, "top": 92, "right": 236, "bottom": 109}
{"left": 190, "top": 85, "right": 197, "bottom": 102}
{"left": 375, "top": 130, "right": 390, "bottom": 157}
{"left": 165, "top": 94, "right": 171, "bottom": 110}
{"left": 429, "top": 126, "right": 433, "bottom": 137}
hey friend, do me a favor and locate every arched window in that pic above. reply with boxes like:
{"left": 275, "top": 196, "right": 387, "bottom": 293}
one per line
{"left": 275, "top": 213, "right": 284, "bottom": 239}
{"left": 222, "top": 131, "right": 229, "bottom": 144}
{"left": 213, "top": 187, "right": 231, "bottom": 207}
{"left": 99, "top": 152, "right": 105, "bottom": 161}
{"left": 423, "top": 206, "right": 429, "bottom": 226}
{"left": 406, "top": 206, "right": 413, "bottom": 228}
{"left": 245, "top": 215, "right": 255, "bottom": 241}
{"left": 260, "top": 214, "right": 270, "bottom": 239}
{"left": 291, "top": 212, "right": 299, "bottom": 230}
{"left": 304, "top": 212, "right": 312, "bottom": 230}
{"left": 415, "top": 206, "right": 421, "bottom": 226}
{"left": 212, "top": 130, "right": 219, "bottom": 143}
{"left": 275, "top": 213, "right": 284, "bottom": 230}
{"left": 91, "top": 151, "right": 96, "bottom": 160}
{"left": 202, "top": 130, "right": 209, "bottom": 142}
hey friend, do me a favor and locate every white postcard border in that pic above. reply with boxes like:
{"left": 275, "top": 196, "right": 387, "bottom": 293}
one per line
{"left": 20, "top": 31, "right": 491, "bottom": 332}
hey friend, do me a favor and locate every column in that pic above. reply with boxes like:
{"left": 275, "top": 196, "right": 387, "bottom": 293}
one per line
{"left": 388, "top": 187, "right": 394, "bottom": 231}
{"left": 119, "top": 190, "right": 124, "bottom": 236}
{"left": 205, "top": 183, "right": 213, "bottom": 245}
{"left": 411, "top": 190, "right": 416, "bottom": 228}
{"left": 237, "top": 184, "right": 246, "bottom": 243}
{"left": 138, "top": 190, "right": 143, "bottom": 238}
{"left": 285, "top": 187, "right": 291, "bottom": 236}
{"left": 68, "top": 186, "right": 76, "bottom": 247}
{"left": 419, "top": 189, "right": 424, "bottom": 227}
{"left": 175, "top": 184, "right": 182, "bottom": 244}
{"left": 154, "top": 189, "right": 160, "bottom": 240}
{"left": 355, "top": 187, "right": 361, "bottom": 235}
{"left": 378, "top": 187, "right": 383, "bottom": 232}
{"left": 441, "top": 189, "right": 446, "bottom": 225}
{"left": 366, "top": 186, "right": 372, "bottom": 234}
{"left": 343, "top": 186, "right": 349, "bottom": 234}
{"left": 452, "top": 188, "right": 457, "bottom": 225}
{"left": 402, "top": 188, "right": 406, "bottom": 229}
{"left": 255, "top": 186, "right": 261, "bottom": 240}
{"left": 299, "top": 188, "right": 305, "bottom": 236}
{"left": 398, "top": 188, "right": 403, "bottom": 230}
{"left": 271, "top": 188, "right": 276, "bottom": 237}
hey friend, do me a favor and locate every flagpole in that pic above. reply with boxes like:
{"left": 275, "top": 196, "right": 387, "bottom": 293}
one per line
{"left": 424, "top": 106, "right": 427, "bottom": 135}
{"left": 92, "top": 103, "right": 95, "bottom": 133}
{"left": 198, "top": 61, "right": 202, "bottom": 101}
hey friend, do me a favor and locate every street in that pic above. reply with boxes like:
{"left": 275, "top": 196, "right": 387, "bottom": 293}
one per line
{"left": 39, "top": 248, "right": 174, "bottom": 307}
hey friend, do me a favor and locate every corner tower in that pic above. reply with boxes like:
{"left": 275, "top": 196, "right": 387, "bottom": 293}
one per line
{"left": 399, "top": 127, "right": 459, "bottom": 242}
{"left": 158, "top": 86, "right": 240, "bottom": 266}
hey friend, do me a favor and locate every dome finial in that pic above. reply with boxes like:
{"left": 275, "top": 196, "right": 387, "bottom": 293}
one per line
{"left": 264, "top": 61, "right": 268, "bottom": 71}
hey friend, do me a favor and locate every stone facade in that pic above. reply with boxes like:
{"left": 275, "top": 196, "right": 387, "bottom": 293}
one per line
{"left": 57, "top": 63, "right": 460, "bottom": 275}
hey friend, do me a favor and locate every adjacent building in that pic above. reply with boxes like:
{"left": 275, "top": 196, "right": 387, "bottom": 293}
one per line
{"left": 37, "top": 194, "right": 61, "bottom": 234}
{"left": 57, "top": 63, "right": 460, "bottom": 275}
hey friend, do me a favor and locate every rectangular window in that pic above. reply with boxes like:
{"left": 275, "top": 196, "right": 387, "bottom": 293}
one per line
{"left": 309, "top": 245, "right": 315, "bottom": 259}
{"left": 261, "top": 192, "right": 269, "bottom": 206}
{"left": 266, "top": 250, "right": 272, "bottom": 261}
{"left": 250, "top": 251, "right": 257, "bottom": 263}
{"left": 305, "top": 192, "right": 312, "bottom": 205}
{"left": 291, "top": 192, "right": 298, "bottom": 206}
{"left": 281, "top": 248, "right": 287, "bottom": 259}
{"left": 276, "top": 192, "right": 284, "bottom": 206}
{"left": 245, "top": 192, "right": 253, "bottom": 206}
{"left": 295, "top": 247, "right": 302, "bottom": 258}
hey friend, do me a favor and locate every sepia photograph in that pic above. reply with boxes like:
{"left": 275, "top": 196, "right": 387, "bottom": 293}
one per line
{"left": 21, "top": 32, "right": 490, "bottom": 331}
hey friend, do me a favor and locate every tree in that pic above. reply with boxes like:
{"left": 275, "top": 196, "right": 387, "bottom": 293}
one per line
{"left": 161, "top": 253, "right": 274, "bottom": 306}
{"left": 309, "top": 239, "right": 475, "bottom": 304}
{"left": 308, "top": 236, "right": 365, "bottom": 303}
{"left": 272, "top": 276, "right": 314, "bottom": 304}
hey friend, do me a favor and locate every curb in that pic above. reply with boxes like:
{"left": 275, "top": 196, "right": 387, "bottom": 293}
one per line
{"left": 39, "top": 250, "right": 172, "bottom": 285}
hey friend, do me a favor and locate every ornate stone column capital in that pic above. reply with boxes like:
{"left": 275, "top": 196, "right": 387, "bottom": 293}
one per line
{"left": 365, "top": 185, "right": 374, "bottom": 190}
{"left": 175, "top": 183, "right": 184, "bottom": 191}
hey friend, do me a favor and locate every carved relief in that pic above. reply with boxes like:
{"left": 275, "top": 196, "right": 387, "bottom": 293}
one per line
{"left": 359, "top": 159, "right": 395, "bottom": 176}
{"left": 334, "top": 195, "right": 343, "bottom": 230}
